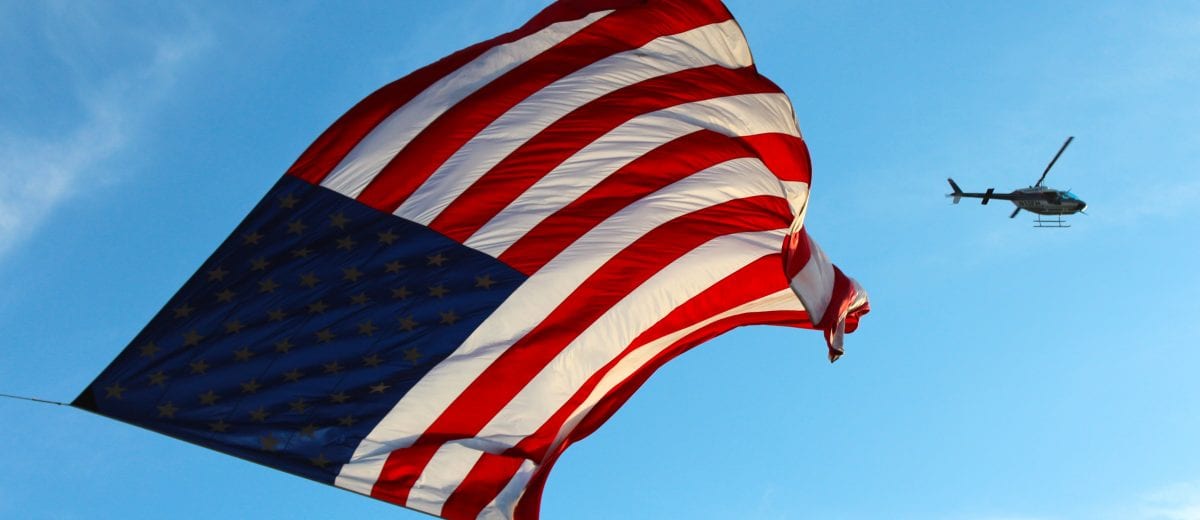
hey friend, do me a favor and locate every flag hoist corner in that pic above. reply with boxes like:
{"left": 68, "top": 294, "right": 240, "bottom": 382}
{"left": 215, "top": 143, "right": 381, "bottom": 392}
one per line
{"left": 73, "top": 0, "right": 869, "bottom": 519}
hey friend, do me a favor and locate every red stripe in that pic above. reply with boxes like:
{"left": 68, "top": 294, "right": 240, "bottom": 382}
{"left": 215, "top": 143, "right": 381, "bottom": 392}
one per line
{"left": 499, "top": 130, "right": 807, "bottom": 275}
{"left": 368, "top": 196, "right": 793, "bottom": 505}
{"left": 816, "top": 265, "right": 871, "bottom": 359}
{"left": 847, "top": 296, "right": 869, "bottom": 334}
{"left": 286, "top": 0, "right": 642, "bottom": 184}
{"left": 428, "top": 65, "right": 781, "bottom": 242}
{"left": 444, "top": 254, "right": 809, "bottom": 519}
{"left": 519, "top": 255, "right": 806, "bottom": 457}
{"left": 782, "top": 231, "right": 870, "bottom": 355}
{"left": 819, "top": 265, "right": 867, "bottom": 360}
{"left": 354, "top": 0, "right": 735, "bottom": 212}
{"left": 439, "top": 453, "right": 526, "bottom": 520}
{"left": 782, "top": 226, "right": 812, "bottom": 280}
{"left": 514, "top": 309, "right": 814, "bottom": 520}
{"left": 738, "top": 132, "right": 812, "bottom": 184}
{"left": 368, "top": 444, "right": 441, "bottom": 506}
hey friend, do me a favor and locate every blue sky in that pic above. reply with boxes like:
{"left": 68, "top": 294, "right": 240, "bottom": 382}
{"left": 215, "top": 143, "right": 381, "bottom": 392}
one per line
{"left": 2, "top": 1, "right": 1198, "bottom": 518}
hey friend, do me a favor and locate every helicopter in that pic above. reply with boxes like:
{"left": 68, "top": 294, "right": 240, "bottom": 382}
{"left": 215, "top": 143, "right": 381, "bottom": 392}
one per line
{"left": 947, "top": 136, "right": 1086, "bottom": 228}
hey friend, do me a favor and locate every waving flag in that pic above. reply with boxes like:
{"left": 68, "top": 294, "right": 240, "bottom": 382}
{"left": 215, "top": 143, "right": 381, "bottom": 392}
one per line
{"left": 74, "top": 0, "right": 868, "bottom": 518}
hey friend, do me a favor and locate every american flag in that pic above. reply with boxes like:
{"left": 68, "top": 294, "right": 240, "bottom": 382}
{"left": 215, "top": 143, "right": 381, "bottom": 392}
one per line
{"left": 74, "top": 0, "right": 869, "bottom": 518}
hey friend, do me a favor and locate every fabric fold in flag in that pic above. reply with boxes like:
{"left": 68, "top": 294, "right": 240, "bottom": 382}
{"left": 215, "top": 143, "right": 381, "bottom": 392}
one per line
{"left": 75, "top": 0, "right": 869, "bottom": 519}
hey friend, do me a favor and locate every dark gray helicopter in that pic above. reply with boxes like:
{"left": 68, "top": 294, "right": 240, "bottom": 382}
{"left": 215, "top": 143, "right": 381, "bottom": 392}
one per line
{"left": 947, "top": 136, "right": 1086, "bottom": 227}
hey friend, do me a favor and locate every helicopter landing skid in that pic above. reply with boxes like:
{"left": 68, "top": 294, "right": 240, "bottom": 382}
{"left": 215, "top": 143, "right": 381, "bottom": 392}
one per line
{"left": 1034, "top": 214, "right": 1070, "bottom": 228}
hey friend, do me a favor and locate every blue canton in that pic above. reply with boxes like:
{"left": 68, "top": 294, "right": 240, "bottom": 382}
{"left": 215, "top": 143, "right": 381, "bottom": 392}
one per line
{"left": 76, "top": 175, "right": 525, "bottom": 484}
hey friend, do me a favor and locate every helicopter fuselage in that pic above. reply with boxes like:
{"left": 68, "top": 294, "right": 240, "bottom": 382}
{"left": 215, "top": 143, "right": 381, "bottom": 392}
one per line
{"left": 1009, "top": 186, "right": 1087, "bottom": 216}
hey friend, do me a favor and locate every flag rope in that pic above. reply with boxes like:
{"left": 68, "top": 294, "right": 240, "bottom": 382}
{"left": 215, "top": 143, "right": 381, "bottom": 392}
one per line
{"left": 0, "top": 392, "right": 70, "bottom": 407}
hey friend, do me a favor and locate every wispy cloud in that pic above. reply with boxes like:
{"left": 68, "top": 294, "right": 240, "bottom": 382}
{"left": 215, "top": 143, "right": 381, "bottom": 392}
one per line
{"left": 1127, "top": 480, "right": 1200, "bottom": 520}
{"left": 752, "top": 484, "right": 788, "bottom": 520}
{"left": 957, "top": 480, "right": 1200, "bottom": 520}
{"left": 0, "top": 102, "right": 123, "bottom": 257}
{"left": 0, "top": 5, "right": 211, "bottom": 259}
{"left": 1107, "top": 178, "right": 1200, "bottom": 224}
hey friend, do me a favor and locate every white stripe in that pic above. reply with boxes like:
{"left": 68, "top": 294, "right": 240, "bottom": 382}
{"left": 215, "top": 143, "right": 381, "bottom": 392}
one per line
{"left": 465, "top": 93, "right": 801, "bottom": 257}
{"left": 334, "top": 160, "right": 799, "bottom": 491}
{"left": 850, "top": 279, "right": 869, "bottom": 311}
{"left": 408, "top": 231, "right": 787, "bottom": 499}
{"left": 394, "top": 20, "right": 754, "bottom": 225}
{"left": 788, "top": 233, "right": 835, "bottom": 324}
{"left": 404, "top": 443, "right": 486, "bottom": 516}
{"left": 318, "top": 10, "right": 613, "bottom": 198}
{"left": 334, "top": 451, "right": 390, "bottom": 496}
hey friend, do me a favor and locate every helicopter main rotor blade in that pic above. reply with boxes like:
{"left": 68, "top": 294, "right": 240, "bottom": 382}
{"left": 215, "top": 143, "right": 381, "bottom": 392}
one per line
{"left": 1010, "top": 207, "right": 1021, "bottom": 218}
{"left": 1035, "top": 136, "right": 1074, "bottom": 187}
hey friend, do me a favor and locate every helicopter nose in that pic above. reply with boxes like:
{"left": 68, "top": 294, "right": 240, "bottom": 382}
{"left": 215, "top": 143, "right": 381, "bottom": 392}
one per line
{"left": 1078, "top": 202, "right": 1087, "bottom": 213}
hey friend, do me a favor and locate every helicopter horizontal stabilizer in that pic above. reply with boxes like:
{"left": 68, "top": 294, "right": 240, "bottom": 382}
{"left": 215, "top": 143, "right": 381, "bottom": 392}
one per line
{"left": 946, "top": 178, "right": 963, "bottom": 204}
{"left": 982, "top": 188, "right": 994, "bottom": 205}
